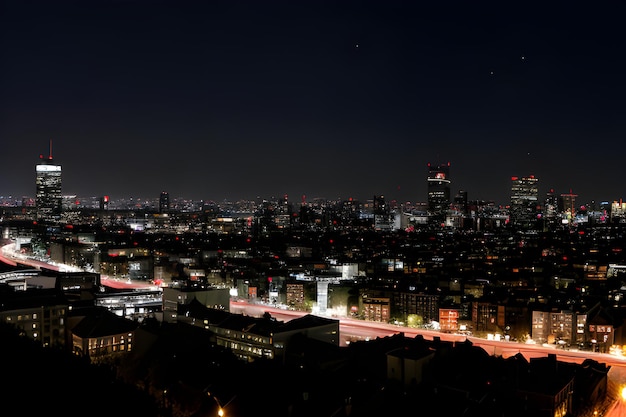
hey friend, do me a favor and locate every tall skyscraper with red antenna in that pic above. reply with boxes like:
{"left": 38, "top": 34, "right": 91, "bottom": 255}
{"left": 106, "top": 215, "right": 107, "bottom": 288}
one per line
{"left": 35, "top": 140, "right": 62, "bottom": 221}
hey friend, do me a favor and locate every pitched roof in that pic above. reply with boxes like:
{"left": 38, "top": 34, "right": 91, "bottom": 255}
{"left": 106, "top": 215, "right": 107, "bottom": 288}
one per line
{"left": 178, "top": 302, "right": 339, "bottom": 337}
{"left": 71, "top": 308, "right": 139, "bottom": 338}
{"left": 217, "top": 313, "right": 279, "bottom": 336}
{"left": 277, "top": 313, "right": 338, "bottom": 332}
{"left": 179, "top": 297, "right": 231, "bottom": 324}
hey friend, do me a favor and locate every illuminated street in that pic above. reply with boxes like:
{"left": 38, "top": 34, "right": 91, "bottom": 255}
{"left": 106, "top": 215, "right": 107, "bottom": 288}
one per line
{"left": 5, "top": 241, "right": 626, "bottom": 415}
{"left": 234, "top": 300, "right": 626, "bottom": 416}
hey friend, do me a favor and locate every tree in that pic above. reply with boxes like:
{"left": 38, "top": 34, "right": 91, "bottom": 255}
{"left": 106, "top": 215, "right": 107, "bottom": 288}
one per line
{"left": 406, "top": 314, "right": 423, "bottom": 328}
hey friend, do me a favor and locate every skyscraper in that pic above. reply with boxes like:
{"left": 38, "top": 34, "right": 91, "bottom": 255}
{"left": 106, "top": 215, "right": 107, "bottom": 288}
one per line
{"left": 453, "top": 190, "right": 468, "bottom": 215}
{"left": 427, "top": 162, "right": 451, "bottom": 224}
{"left": 543, "top": 188, "right": 559, "bottom": 229}
{"left": 373, "top": 195, "right": 393, "bottom": 231}
{"left": 35, "top": 141, "right": 62, "bottom": 221}
{"left": 559, "top": 190, "right": 578, "bottom": 225}
{"left": 159, "top": 191, "right": 170, "bottom": 213}
{"left": 509, "top": 175, "right": 539, "bottom": 229}
{"left": 100, "top": 195, "right": 110, "bottom": 211}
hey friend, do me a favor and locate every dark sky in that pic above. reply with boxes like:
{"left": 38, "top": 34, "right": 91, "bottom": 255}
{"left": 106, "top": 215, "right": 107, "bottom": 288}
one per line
{"left": 2, "top": 0, "right": 626, "bottom": 206}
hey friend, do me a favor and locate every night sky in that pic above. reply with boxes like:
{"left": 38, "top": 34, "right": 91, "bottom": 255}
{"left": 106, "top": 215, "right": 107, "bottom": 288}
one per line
{"left": 2, "top": 0, "right": 626, "bottom": 206}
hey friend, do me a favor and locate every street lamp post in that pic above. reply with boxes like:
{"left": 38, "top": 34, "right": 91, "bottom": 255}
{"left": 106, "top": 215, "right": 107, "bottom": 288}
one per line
{"left": 207, "top": 392, "right": 224, "bottom": 417}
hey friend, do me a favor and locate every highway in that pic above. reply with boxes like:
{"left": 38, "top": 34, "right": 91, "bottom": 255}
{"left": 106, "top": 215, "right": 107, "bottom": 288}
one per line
{"left": 6, "top": 238, "right": 626, "bottom": 382}
{"left": 231, "top": 300, "right": 626, "bottom": 416}
{"left": 231, "top": 300, "right": 626, "bottom": 369}
{"left": 1, "top": 241, "right": 161, "bottom": 290}
{"left": 4, "top": 242, "right": 626, "bottom": 415}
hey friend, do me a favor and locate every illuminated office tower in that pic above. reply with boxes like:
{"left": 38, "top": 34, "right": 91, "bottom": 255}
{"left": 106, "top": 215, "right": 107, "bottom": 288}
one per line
{"left": 544, "top": 189, "right": 558, "bottom": 219}
{"left": 159, "top": 191, "right": 170, "bottom": 213}
{"left": 373, "top": 195, "right": 393, "bottom": 230}
{"left": 35, "top": 142, "right": 62, "bottom": 221}
{"left": 543, "top": 188, "right": 559, "bottom": 229}
{"left": 509, "top": 175, "right": 539, "bottom": 229}
{"left": 427, "top": 162, "right": 451, "bottom": 224}
{"left": 100, "top": 195, "right": 110, "bottom": 210}
{"left": 453, "top": 190, "right": 468, "bottom": 215}
{"left": 274, "top": 194, "right": 292, "bottom": 229}
{"left": 559, "top": 190, "right": 578, "bottom": 224}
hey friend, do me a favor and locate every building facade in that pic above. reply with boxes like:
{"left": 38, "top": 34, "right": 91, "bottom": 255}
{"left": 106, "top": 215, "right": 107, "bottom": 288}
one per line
{"left": 427, "top": 162, "right": 451, "bottom": 224}
{"left": 159, "top": 191, "right": 170, "bottom": 213}
{"left": 0, "top": 289, "right": 68, "bottom": 348}
{"left": 509, "top": 175, "right": 539, "bottom": 229}
{"left": 35, "top": 149, "right": 62, "bottom": 222}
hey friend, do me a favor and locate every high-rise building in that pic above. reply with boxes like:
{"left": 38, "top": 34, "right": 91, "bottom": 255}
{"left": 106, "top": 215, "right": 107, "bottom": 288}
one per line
{"left": 35, "top": 142, "right": 62, "bottom": 221}
{"left": 427, "top": 162, "right": 451, "bottom": 223}
{"left": 509, "top": 175, "right": 539, "bottom": 229}
{"left": 544, "top": 189, "right": 558, "bottom": 218}
{"left": 275, "top": 194, "right": 292, "bottom": 229}
{"left": 159, "top": 191, "right": 170, "bottom": 213}
{"left": 100, "top": 195, "right": 110, "bottom": 211}
{"left": 559, "top": 190, "right": 578, "bottom": 224}
{"left": 543, "top": 188, "right": 559, "bottom": 229}
{"left": 373, "top": 195, "right": 393, "bottom": 230}
{"left": 453, "top": 190, "right": 468, "bottom": 215}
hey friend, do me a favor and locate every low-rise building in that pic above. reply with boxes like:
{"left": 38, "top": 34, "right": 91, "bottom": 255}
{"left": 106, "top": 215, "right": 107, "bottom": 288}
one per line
{"left": 177, "top": 298, "right": 339, "bottom": 362}
{"left": 0, "top": 286, "right": 68, "bottom": 348}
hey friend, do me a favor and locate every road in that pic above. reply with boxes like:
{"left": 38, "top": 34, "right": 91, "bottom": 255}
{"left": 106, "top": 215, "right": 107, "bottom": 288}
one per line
{"left": 230, "top": 300, "right": 626, "bottom": 367}
{"left": 4, "top": 243, "right": 626, "bottom": 415}
{"left": 231, "top": 300, "right": 626, "bottom": 416}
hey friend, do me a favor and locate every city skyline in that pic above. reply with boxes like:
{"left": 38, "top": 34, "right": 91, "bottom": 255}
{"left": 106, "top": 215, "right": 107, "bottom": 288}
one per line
{"left": 1, "top": 151, "right": 616, "bottom": 209}
{"left": 2, "top": 1, "right": 626, "bottom": 205}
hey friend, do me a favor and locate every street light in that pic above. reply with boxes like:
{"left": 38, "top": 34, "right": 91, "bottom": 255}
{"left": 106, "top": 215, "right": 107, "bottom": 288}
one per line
{"left": 207, "top": 391, "right": 224, "bottom": 417}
